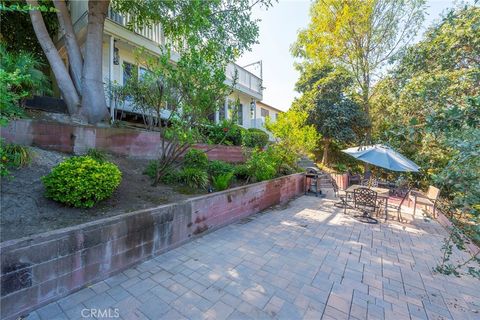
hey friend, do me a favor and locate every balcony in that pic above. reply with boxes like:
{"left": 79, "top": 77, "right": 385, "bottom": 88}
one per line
{"left": 107, "top": 10, "right": 164, "bottom": 45}
{"left": 226, "top": 64, "right": 263, "bottom": 99}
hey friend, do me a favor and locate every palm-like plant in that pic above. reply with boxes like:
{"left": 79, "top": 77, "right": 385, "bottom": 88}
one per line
{"left": 0, "top": 43, "right": 51, "bottom": 99}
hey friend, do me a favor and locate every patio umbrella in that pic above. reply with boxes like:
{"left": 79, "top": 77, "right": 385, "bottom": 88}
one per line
{"left": 341, "top": 144, "right": 420, "bottom": 172}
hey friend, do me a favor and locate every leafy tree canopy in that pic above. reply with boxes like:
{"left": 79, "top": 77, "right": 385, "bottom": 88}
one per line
{"left": 292, "top": 63, "right": 368, "bottom": 164}
{"left": 371, "top": 5, "right": 480, "bottom": 220}
{"left": 292, "top": 0, "right": 425, "bottom": 128}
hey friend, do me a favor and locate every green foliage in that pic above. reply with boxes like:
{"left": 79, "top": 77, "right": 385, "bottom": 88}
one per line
{"left": 245, "top": 148, "right": 278, "bottom": 182}
{"left": 143, "top": 160, "right": 180, "bottom": 184}
{"left": 0, "top": 1, "right": 58, "bottom": 64}
{"left": 113, "top": 0, "right": 271, "bottom": 181}
{"left": 233, "top": 164, "right": 250, "bottom": 180}
{"left": 212, "top": 172, "right": 234, "bottom": 191}
{"left": 203, "top": 121, "right": 246, "bottom": 146}
{"left": 292, "top": 0, "right": 425, "bottom": 135}
{"left": 207, "top": 160, "right": 234, "bottom": 177}
{"left": 266, "top": 109, "right": 319, "bottom": 169}
{"left": 371, "top": 5, "right": 480, "bottom": 216}
{"left": 426, "top": 96, "right": 480, "bottom": 219}
{"left": 143, "top": 160, "right": 158, "bottom": 180}
{"left": 42, "top": 156, "right": 122, "bottom": 208}
{"left": 434, "top": 222, "right": 480, "bottom": 279}
{"left": 177, "top": 167, "right": 209, "bottom": 190}
{"left": 86, "top": 148, "right": 107, "bottom": 163}
{"left": 0, "top": 140, "right": 31, "bottom": 176}
{"left": 242, "top": 128, "right": 269, "bottom": 148}
{"left": 183, "top": 149, "right": 209, "bottom": 170}
{"left": 0, "top": 43, "right": 51, "bottom": 125}
{"left": 294, "top": 64, "right": 367, "bottom": 142}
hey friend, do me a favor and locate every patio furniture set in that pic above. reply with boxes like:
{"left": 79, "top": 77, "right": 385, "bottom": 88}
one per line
{"left": 311, "top": 144, "right": 440, "bottom": 224}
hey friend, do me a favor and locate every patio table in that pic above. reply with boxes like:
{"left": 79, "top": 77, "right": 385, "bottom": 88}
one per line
{"left": 344, "top": 185, "right": 390, "bottom": 221}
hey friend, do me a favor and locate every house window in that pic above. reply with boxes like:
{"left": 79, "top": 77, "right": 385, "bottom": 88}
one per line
{"left": 219, "top": 103, "right": 226, "bottom": 121}
{"left": 123, "top": 61, "right": 134, "bottom": 85}
{"left": 139, "top": 67, "right": 149, "bottom": 80}
{"left": 261, "top": 108, "right": 269, "bottom": 118}
{"left": 238, "top": 104, "right": 243, "bottom": 125}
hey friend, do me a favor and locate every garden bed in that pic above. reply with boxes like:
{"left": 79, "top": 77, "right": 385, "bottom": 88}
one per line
{"left": 0, "top": 147, "right": 202, "bottom": 242}
{"left": 0, "top": 168, "right": 304, "bottom": 320}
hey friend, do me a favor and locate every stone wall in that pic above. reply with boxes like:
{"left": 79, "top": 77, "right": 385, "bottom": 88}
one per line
{"left": 0, "top": 173, "right": 305, "bottom": 319}
{"left": 1, "top": 120, "right": 245, "bottom": 163}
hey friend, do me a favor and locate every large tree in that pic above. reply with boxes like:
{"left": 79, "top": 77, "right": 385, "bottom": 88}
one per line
{"left": 292, "top": 63, "right": 367, "bottom": 164}
{"left": 371, "top": 5, "right": 480, "bottom": 218}
{"left": 292, "top": 0, "right": 425, "bottom": 137}
{"left": 371, "top": 5, "right": 480, "bottom": 174}
{"left": 21, "top": 0, "right": 270, "bottom": 124}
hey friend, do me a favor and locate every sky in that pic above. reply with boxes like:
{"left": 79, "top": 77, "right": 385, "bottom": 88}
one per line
{"left": 236, "top": 0, "right": 472, "bottom": 111}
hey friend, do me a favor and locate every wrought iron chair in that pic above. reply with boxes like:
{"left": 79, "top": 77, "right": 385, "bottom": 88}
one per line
{"left": 351, "top": 187, "right": 379, "bottom": 224}
{"left": 332, "top": 178, "right": 351, "bottom": 209}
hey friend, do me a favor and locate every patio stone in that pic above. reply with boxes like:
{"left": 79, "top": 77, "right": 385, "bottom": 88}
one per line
{"left": 27, "top": 196, "right": 477, "bottom": 320}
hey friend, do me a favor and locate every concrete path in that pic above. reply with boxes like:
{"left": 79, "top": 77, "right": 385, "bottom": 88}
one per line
{"left": 27, "top": 196, "right": 479, "bottom": 320}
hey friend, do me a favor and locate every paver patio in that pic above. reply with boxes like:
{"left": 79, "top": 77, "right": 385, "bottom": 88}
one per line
{"left": 27, "top": 196, "right": 479, "bottom": 320}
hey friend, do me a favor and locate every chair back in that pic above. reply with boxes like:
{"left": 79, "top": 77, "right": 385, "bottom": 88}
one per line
{"left": 331, "top": 178, "right": 339, "bottom": 192}
{"left": 426, "top": 186, "right": 440, "bottom": 200}
{"left": 354, "top": 187, "right": 378, "bottom": 211}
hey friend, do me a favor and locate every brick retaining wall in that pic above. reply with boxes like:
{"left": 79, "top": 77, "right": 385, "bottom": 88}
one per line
{"left": 1, "top": 120, "right": 245, "bottom": 163}
{"left": 0, "top": 173, "right": 305, "bottom": 319}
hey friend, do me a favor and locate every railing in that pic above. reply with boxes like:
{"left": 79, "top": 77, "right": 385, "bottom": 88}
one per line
{"left": 226, "top": 64, "right": 262, "bottom": 95}
{"left": 106, "top": 10, "right": 261, "bottom": 96}
{"left": 107, "top": 9, "right": 163, "bottom": 45}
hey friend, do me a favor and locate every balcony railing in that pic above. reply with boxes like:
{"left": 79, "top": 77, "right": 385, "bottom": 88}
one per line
{"left": 226, "top": 64, "right": 262, "bottom": 95}
{"left": 107, "top": 9, "right": 163, "bottom": 45}
{"left": 106, "top": 10, "right": 261, "bottom": 96}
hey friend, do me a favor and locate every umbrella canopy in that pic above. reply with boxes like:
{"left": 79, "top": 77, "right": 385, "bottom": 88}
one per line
{"left": 342, "top": 144, "right": 420, "bottom": 172}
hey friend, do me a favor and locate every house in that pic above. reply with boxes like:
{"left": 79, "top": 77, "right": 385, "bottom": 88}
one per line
{"left": 59, "top": 3, "right": 274, "bottom": 131}
{"left": 252, "top": 101, "right": 284, "bottom": 130}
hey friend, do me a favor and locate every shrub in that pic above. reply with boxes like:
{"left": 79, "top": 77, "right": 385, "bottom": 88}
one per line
{"left": 212, "top": 172, "right": 234, "bottom": 191}
{"left": 0, "top": 44, "right": 50, "bottom": 125}
{"left": 233, "top": 164, "right": 250, "bottom": 180}
{"left": 86, "top": 148, "right": 107, "bottom": 163}
{"left": 207, "top": 160, "right": 234, "bottom": 177}
{"left": 245, "top": 148, "right": 277, "bottom": 182}
{"left": 184, "top": 149, "right": 208, "bottom": 169}
{"left": 42, "top": 156, "right": 122, "bottom": 208}
{"left": 0, "top": 141, "right": 31, "bottom": 176}
{"left": 178, "top": 167, "right": 209, "bottom": 189}
{"left": 202, "top": 121, "right": 246, "bottom": 146}
{"left": 143, "top": 160, "right": 158, "bottom": 179}
{"left": 143, "top": 160, "right": 180, "bottom": 184}
{"left": 242, "top": 128, "right": 269, "bottom": 148}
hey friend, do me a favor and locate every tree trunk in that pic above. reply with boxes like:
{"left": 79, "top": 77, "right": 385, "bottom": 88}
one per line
{"left": 28, "top": 0, "right": 80, "bottom": 115}
{"left": 81, "top": 0, "right": 110, "bottom": 124}
{"left": 53, "top": 0, "right": 83, "bottom": 94}
{"left": 321, "top": 138, "right": 330, "bottom": 165}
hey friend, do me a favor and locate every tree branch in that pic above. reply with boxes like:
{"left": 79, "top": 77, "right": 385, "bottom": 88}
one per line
{"left": 53, "top": 0, "right": 83, "bottom": 95}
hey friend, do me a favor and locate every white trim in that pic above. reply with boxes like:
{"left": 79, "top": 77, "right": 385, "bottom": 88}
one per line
{"left": 109, "top": 35, "right": 115, "bottom": 120}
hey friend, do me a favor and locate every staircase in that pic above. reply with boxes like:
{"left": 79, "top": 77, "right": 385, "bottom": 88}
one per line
{"left": 298, "top": 156, "right": 318, "bottom": 170}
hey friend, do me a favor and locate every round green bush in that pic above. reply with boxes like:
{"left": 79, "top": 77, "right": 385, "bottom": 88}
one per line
{"left": 242, "top": 128, "right": 269, "bottom": 148}
{"left": 183, "top": 149, "right": 208, "bottom": 169}
{"left": 42, "top": 156, "right": 122, "bottom": 208}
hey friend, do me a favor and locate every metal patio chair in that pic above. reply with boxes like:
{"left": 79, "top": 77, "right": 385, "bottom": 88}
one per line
{"left": 351, "top": 187, "right": 379, "bottom": 224}
{"left": 408, "top": 186, "right": 440, "bottom": 217}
